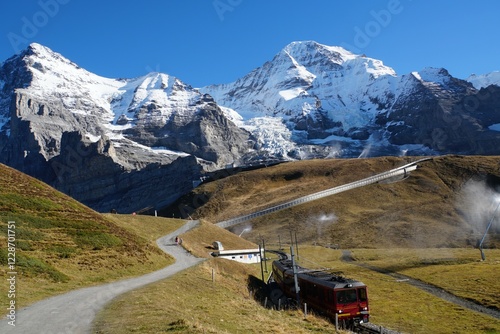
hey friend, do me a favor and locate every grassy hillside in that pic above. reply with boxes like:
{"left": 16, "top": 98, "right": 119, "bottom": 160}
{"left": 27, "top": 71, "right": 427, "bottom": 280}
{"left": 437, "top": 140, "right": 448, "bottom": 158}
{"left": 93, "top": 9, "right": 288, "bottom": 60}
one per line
{"left": 94, "top": 220, "right": 346, "bottom": 334}
{"left": 3, "top": 156, "right": 500, "bottom": 333}
{"left": 95, "top": 217, "right": 500, "bottom": 334}
{"left": 175, "top": 155, "right": 500, "bottom": 249}
{"left": 0, "top": 163, "right": 182, "bottom": 309}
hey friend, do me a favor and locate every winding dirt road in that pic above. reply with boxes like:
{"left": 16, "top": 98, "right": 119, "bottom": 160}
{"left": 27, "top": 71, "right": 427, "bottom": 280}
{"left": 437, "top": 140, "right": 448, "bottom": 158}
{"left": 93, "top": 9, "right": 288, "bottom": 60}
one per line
{"left": 0, "top": 220, "right": 204, "bottom": 334}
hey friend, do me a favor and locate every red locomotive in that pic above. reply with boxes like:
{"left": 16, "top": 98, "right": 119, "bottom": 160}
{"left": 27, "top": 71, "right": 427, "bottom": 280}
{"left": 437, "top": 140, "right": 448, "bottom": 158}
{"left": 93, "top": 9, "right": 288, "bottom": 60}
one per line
{"left": 272, "top": 256, "right": 369, "bottom": 328}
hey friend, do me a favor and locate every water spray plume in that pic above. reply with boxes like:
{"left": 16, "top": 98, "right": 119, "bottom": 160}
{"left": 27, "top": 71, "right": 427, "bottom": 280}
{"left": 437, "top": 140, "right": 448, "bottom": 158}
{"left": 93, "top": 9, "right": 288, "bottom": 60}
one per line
{"left": 357, "top": 144, "right": 371, "bottom": 158}
{"left": 238, "top": 226, "right": 252, "bottom": 237}
{"left": 460, "top": 179, "right": 500, "bottom": 260}
{"left": 479, "top": 201, "right": 499, "bottom": 261}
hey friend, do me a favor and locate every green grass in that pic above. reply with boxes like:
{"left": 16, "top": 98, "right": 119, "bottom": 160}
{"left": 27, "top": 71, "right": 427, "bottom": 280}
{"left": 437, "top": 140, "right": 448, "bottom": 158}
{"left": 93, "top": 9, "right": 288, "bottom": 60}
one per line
{"left": 0, "top": 163, "right": 180, "bottom": 310}
{"left": 300, "top": 246, "right": 500, "bottom": 334}
{"left": 70, "top": 230, "right": 123, "bottom": 250}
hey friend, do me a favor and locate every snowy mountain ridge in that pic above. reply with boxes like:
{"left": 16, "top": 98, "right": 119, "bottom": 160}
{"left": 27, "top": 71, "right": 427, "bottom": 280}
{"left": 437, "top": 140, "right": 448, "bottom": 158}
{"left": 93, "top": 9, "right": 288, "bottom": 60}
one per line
{"left": 1, "top": 41, "right": 500, "bottom": 213}
{"left": 468, "top": 71, "right": 500, "bottom": 89}
{"left": 202, "top": 41, "right": 500, "bottom": 158}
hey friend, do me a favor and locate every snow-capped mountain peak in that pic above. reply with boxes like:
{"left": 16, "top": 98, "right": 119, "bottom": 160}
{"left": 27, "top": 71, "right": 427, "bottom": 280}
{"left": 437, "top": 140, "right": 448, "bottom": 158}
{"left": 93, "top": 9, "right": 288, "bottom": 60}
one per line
{"left": 0, "top": 43, "right": 253, "bottom": 171}
{"left": 282, "top": 40, "right": 356, "bottom": 66}
{"left": 282, "top": 41, "right": 396, "bottom": 78}
{"left": 467, "top": 71, "right": 500, "bottom": 89}
{"left": 201, "top": 40, "right": 403, "bottom": 158}
{"left": 15, "top": 43, "right": 123, "bottom": 116}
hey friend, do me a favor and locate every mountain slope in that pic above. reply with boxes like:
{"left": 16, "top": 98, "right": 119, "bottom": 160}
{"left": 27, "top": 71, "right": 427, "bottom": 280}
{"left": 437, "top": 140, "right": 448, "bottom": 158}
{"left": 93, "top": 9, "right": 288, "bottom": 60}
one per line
{"left": 0, "top": 163, "right": 175, "bottom": 309}
{"left": 0, "top": 44, "right": 253, "bottom": 213}
{"left": 203, "top": 41, "right": 500, "bottom": 158}
{"left": 170, "top": 155, "right": 500, "bottom": 249}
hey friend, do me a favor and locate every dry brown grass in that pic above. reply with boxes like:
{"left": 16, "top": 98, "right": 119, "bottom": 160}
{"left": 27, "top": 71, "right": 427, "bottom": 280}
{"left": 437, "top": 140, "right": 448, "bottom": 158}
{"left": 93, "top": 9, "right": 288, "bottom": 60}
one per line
{"left": 4, "top": 155, "right": 500, "bottom": 333}
{"left": 180, "top": 220, "right": 258, "bottom": 258}
{"left": 94, "top": 258, "right": 341, "bottom": 334}
{"left": 352, "top": 248, "right": 500, "bottom": 311}
{"left": 95, "top": 220, "right": 500, "bottom": 334}
{"left": 177, "top": 155, "right": 500, "bottom": 249}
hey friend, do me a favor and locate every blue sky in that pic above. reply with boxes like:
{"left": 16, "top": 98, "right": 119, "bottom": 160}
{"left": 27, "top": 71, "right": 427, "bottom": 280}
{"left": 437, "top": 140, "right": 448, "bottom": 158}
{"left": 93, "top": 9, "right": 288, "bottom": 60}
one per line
{"left": 1, "top": 0, "right": 499, "bottom": 87}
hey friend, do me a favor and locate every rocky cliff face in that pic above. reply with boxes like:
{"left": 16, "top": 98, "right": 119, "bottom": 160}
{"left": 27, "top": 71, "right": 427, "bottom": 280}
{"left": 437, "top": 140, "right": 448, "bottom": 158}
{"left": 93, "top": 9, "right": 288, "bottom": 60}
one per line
{"left": 50, "top": 131, "right": 202, "bottom": 212}
{"left": 1, "top": 41, "right": 500, "bottom": 213}
{"left": 378, "top": 69, "right": 500, "bottom": 154}
{"left": 0, "top": 44, "right": 253, "bottom": 213}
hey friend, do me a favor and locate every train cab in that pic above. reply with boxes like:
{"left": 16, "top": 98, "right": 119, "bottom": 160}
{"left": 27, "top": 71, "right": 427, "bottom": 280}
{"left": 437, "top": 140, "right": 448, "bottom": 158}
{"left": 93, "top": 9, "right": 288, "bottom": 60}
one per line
{"left": 335, "top": 286, "right": 369, "bottom": 324}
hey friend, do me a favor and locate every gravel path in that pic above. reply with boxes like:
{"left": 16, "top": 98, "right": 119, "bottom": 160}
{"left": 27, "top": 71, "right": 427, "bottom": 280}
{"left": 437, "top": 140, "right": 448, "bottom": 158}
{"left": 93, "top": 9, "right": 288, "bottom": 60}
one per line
{"left": 341, "top": 250, "right": 500, "bottom": 320}
{"left": 0, "top": 220, "right": 204, "bottom": 334}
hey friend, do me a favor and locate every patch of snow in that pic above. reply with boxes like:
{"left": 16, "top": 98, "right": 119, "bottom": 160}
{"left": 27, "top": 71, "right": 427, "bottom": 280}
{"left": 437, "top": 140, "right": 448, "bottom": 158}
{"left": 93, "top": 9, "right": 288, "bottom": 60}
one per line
{"left": 489, "top": 123, "right": 500, "bottom": 132}
{"left": 219, "top": 106, "right": 243, "bottom": 125}
{"left": 241, "top": 117, "right": 297, "bottom": 156}
{"left": 413, "top": 67, "right": 450, "bottom": 86}
{"left": 468, "top": 71, "right": 500, "bottom": 89}
{"left": 151, "top": 147, "right": 190, "bottom": 156}
{"left": 84, "top": 133, "right": 101, "bottom": 143}
{"left": 309, "top": 134, "right": 356, "bottom": 145}
{"left": 411, "top": 72, "right": 422, "bottom": 81}
{"left": 279, "top": 87, "right": 306, "bottom": 101}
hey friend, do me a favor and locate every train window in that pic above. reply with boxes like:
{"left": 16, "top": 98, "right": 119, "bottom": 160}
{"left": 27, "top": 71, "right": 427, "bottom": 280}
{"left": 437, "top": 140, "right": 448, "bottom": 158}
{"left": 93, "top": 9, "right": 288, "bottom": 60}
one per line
{"left": 358, "top": 288, "right": 367, "bottom": 302}
{"left": 337, "top": 289, "right": 357, "bottom": 304}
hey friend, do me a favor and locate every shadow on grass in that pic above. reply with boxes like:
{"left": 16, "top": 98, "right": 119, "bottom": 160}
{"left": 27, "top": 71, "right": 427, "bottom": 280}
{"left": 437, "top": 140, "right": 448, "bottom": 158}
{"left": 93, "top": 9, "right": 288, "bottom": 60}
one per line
{"left": 247, "top": 275, "right": 297, "bottom": 311}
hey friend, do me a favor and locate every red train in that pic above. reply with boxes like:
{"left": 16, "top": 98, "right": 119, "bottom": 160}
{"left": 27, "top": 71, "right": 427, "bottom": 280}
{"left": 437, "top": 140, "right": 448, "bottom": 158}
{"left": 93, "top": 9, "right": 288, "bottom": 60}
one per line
{"left": 272, "top": 256, "right": 369, "bottom": 328}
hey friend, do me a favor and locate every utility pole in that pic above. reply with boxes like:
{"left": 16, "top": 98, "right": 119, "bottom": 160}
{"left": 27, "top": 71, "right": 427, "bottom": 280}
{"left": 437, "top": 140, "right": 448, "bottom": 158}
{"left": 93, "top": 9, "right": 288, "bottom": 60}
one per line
{"left": 259, "top": 244, "right": 264, "bottom": 282}
{"left": 290, "top": 245, "right": 300, "bottom": 305}
{"left": 262, "top": 238, "right": 268, "bottom": 273}
{"left": 294, "top": 230, "right": 299, "bottom": 260}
